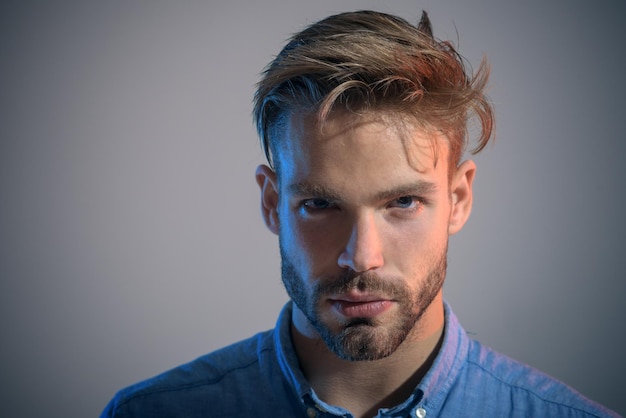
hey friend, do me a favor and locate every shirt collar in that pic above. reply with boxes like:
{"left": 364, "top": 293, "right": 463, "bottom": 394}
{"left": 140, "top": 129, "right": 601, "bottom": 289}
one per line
{"left": 273, "top": 300, "right": 469, "bottom": 414}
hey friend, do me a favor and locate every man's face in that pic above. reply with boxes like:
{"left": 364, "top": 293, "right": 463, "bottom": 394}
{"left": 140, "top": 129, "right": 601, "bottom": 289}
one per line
{"left": 257, "top": 111, "right": 474, "bottom": 361}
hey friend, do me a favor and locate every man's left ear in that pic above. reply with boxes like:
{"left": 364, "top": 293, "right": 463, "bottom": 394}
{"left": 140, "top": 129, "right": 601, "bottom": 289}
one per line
{"left": 448, "top": 160, "right": 476, "bottom": 236}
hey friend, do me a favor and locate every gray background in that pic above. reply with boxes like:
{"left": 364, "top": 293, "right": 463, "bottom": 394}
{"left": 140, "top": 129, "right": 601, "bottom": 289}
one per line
{"left": 1, "top": 1, "right": 624, "bottom": 417}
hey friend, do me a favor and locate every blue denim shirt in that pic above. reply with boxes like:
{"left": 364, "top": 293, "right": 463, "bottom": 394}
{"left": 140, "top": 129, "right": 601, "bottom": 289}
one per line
{"left": 102, "top": 302, "right": 618, "bottom": 417}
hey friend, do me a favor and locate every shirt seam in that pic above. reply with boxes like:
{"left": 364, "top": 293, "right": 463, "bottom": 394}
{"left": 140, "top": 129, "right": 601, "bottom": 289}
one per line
{"left": 466, "top": 357, "right": 606, "bottom": 418}
{"left": 113, "top": 346, "right": 276, "bottom": 412}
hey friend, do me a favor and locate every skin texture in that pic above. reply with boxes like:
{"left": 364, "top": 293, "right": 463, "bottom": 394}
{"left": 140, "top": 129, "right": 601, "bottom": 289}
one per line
{"left": 256, "top": 111, "right": 475, "bottom": 417}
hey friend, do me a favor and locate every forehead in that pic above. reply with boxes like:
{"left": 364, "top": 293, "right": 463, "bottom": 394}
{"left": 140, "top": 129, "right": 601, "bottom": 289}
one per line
{"left": 276, "top": 110, "right": 449, "bottom": 176}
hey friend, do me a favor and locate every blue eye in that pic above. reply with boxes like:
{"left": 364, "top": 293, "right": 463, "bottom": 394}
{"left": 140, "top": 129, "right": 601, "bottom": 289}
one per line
{"left": 391, "top": 196, "right": 419, "bottom": 209}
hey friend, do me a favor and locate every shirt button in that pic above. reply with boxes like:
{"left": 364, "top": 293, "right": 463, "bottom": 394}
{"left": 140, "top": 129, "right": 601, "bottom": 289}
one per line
{"left": 415, "top": 407, "right": 426, "bottom": 418}
{"left": 306, "top": 407, "right": 317, "bottom": 418}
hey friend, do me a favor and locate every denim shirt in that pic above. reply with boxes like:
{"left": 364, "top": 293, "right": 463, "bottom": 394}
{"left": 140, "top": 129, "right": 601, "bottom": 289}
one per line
{"left": 102, "top": 302, "right": 619, "bottom": 417}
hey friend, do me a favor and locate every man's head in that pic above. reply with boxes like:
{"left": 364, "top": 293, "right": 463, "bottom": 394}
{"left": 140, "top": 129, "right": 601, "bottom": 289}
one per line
{"left": 254, "top": 10, "right": 494, "bottom": 361}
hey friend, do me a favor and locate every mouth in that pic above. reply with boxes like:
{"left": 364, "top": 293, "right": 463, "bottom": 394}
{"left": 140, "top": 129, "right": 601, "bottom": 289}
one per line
{"left": 329, "top": 293, "right": 395, "bottom": 318}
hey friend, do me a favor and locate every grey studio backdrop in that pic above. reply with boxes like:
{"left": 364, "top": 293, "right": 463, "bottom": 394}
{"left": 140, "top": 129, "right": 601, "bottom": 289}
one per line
{"left": 1, "top": 1, "right": 624, "bottom": 417}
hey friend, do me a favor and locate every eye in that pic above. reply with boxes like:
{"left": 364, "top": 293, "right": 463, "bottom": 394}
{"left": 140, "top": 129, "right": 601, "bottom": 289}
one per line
{"left": 389, "top": 196, "right": 421, "bottom": 210}
{"left": 302, "top": 198, "right": 332, "bottom": 210}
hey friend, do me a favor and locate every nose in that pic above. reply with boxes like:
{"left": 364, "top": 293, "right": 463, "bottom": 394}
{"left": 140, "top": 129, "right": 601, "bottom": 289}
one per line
{"left": 337, "top": 212, "right": 384, "bottom": 272}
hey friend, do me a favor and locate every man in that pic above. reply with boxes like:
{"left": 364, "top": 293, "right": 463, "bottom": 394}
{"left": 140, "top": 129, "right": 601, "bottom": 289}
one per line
{"left": 102, "top": 10, "right": 618, "bottom": 417}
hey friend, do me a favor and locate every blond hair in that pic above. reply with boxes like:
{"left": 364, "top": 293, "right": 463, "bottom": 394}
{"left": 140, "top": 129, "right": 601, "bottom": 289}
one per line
{"left": 253, "top": 10, "right": 494, "bottom": 173}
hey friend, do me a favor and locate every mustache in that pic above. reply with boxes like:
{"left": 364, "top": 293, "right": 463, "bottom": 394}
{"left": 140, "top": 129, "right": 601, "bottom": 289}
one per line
{"left": 315, "top": 270, "right": 408, "bottom": 299}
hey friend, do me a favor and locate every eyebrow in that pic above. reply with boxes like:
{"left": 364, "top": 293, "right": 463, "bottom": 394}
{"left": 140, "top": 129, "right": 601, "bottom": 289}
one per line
{"left": 287, "top": 181, "right": 438, "bottom": 201}
{"left": 374, "top": 182, "right": 438, "bottom": 201}
{"left": 287, "top": 183, "right": 342, "bottom": 200}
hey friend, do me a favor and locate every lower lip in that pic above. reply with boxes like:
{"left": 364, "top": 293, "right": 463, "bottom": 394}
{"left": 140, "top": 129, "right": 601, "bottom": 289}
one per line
{"left": 331, "top": 300, "right": 394, "bottom": 318}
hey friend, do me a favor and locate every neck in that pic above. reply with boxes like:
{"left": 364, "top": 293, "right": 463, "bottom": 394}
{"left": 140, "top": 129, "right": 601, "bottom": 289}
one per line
{"left": 291, "top": 294, "right": 445, "bottom": 418}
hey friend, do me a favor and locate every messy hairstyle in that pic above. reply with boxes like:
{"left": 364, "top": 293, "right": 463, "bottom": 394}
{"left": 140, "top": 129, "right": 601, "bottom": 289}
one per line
{"left": 253, "top": 10, "right": 494, "bottom": 176}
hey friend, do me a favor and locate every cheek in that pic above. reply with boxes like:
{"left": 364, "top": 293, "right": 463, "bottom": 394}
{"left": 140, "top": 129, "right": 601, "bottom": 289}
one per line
{"left": 385, "top": 218, "right": 448, "bottom": 274}
{"left": 281, "top": 213, "right": 344, "bottom": 274}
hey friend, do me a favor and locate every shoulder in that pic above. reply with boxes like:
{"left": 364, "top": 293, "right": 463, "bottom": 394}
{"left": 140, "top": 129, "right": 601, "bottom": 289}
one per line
{"left": 101, "top": 329, "right": 278, "bottom": 417}
{"left": 460, "top": 339, "right": 618, "bottom": 417}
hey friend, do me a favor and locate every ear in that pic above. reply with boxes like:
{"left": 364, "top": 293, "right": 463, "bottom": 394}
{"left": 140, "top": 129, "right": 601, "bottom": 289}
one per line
{"left": 255, "top": 164, "right": 280, "bottom": 235}
{"left": 448, "top": 160, "right": 476, "bottom": 236}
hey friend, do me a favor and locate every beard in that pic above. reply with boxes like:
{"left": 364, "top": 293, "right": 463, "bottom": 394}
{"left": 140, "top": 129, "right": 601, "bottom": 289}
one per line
{"left": 280, "top": 241, "right": 447, "bottom": 362}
